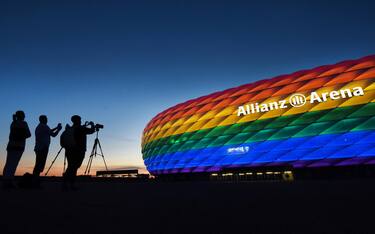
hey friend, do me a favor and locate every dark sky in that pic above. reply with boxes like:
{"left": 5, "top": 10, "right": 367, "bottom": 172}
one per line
{"left": 1, "top": 0, "right": 375, "bottom": 174}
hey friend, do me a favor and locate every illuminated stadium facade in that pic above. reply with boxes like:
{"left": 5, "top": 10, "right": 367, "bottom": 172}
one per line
{"left": 142, "top": 55, "right": 375, "bottom": 179}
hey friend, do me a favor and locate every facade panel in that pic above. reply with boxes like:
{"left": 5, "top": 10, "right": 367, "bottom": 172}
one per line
{"left": 142, "top": 55, "right": 375, "bottom": 175}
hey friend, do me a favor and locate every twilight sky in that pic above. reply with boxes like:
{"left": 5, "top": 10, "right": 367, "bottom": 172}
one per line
{"left": 1, "top": 0, "right": 375, "bottom": 175}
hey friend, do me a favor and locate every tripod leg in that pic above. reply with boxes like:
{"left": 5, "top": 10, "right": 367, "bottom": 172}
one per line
{"left": 88, "top": 140, "right": 100, "bottom": 174}
{"left": 45, "top": 147, "right": 63, "bottom": 176}
{"left": 86, "top": 155, "right": 93, "bottom": 175}
{"left": 85, "top": 133, "right": 109, "bottom": 175}
{"left": 84, "top": 140, "right": 97, "bottom": 175}
{"left": 84, "top": 156, "right": 91, "bottom": 175}
{"left": 97, "top": 140, "right": 108, "bottom": 171}
{"left": 87, "top": 147, "right": 96, "bottom": 175}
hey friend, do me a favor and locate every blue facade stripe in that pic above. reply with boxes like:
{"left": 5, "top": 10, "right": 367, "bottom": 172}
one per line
{"left": 145, "top": 130, "right": 375, "bottom": 173}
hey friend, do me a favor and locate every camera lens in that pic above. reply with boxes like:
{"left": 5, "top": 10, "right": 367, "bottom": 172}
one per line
{"left": 95, "top": 124, "right": 104, "bottom": 129}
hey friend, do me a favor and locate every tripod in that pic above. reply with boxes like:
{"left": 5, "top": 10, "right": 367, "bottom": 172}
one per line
{"left": 84, "top": 130, "right": 108, "bottom": 175}
{"left": 45, "top": 147, "right": 66, "bottom": 176}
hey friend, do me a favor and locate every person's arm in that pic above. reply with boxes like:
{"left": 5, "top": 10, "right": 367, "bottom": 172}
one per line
{"left": 35, "top": 125, "right": 40, "bottom": 139}
{"left": 50, "top": 123, "right": 62, "bottom": 137}
{"left": 85, "top": 122, "right": 96, "bottom": 135}
{"left": 9, "top": 122, "right": 16, "bottom": 141}
{"left": 24, "top": 122, "right": 31, "bottom": 139}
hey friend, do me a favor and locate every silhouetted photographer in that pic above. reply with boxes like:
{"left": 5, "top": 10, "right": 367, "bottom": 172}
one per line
{"left": 33, "top": 115, "right": 62, "bottom": 187}
{"left": 2, "top": 111, "right": 31, "bottom": 189}
{"left": 61, "top": 115, "right": 95, "bottom": 190}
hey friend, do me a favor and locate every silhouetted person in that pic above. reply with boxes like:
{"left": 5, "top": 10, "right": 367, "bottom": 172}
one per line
{"left": 2, "top": 111, "right": 31, "bottom": 189}
{"left": 63, "top": 115, "right": 95, "bottom": 190}
{"left": 33, "top": 115, "right": 62, "bottom": 187}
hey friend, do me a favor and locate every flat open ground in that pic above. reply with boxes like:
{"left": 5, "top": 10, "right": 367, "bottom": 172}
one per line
{"left": 0, "top": 179, "right": 374, "bottom": 234}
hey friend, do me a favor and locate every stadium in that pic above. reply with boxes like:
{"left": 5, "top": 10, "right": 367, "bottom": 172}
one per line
{"left": 142, "top": 55, "right": 375, "bottom": 180}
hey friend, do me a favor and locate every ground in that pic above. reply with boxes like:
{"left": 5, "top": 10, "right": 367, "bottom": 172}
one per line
{"left": 0, "top": 178, "right": 374, "bottom": 234}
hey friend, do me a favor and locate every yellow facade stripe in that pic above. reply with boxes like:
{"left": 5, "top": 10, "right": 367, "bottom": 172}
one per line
{"left": 143, "top": 78, "right": 375, "bottom": 144}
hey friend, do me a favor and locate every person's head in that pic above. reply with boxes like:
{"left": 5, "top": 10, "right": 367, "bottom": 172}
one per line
{"left": 71, "top": 115, "right": 82, "bottom": 126}
{"left": 13, "top": 110, "right": 25, "bottom": 121}
{"left": 39, "top": 115, "right": 48, "bottom": 124}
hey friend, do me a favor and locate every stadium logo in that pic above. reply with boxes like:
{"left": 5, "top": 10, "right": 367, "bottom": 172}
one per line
{"left": 289, "top": 94, "right": 306, "bottom": 107}
{"left": 237, "top": 86, "right": 364, "bottom": 116}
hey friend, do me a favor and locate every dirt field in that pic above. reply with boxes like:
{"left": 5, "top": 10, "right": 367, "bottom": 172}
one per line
{"left": 0, "top": 178, "right": 374, "bottom": 234}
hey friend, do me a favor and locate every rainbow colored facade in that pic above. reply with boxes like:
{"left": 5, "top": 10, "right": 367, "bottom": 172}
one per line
{"left": 142, "top": 55, "right": 375, "bottom": 175}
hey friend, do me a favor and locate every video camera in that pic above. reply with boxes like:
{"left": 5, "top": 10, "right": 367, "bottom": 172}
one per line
{"left": 84, "top": 121, "right": 104, "bottom": 131}
{"left": 95, "top": 123, "right": 104, "bottom": 130}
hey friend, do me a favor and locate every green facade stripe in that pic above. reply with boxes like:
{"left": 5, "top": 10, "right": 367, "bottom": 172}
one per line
{"left": 143, "top": 102, "right": 375, "bottom": 158}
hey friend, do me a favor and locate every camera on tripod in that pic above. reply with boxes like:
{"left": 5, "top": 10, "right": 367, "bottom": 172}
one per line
{"left": 84, "top": 121, "right": 104, "bottom": 131}
{"left": 45, "top": 119, "right": 108, "bottom": 176}
{"left": 94, "top": 123, "right": 104, "bottom": 131}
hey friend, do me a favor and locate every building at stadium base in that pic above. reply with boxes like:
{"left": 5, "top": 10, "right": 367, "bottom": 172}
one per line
{"left": 142, "top": 55, "right": 375, "bottom": 180}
